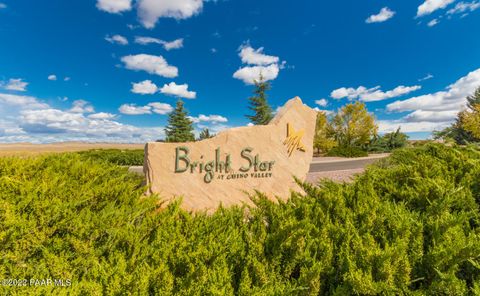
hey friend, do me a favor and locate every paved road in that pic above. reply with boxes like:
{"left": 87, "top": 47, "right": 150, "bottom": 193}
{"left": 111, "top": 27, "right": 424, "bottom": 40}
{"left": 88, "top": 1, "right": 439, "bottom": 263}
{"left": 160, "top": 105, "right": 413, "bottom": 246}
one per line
{"left": 309, "top": 157, "right": 385, "bottom": 172}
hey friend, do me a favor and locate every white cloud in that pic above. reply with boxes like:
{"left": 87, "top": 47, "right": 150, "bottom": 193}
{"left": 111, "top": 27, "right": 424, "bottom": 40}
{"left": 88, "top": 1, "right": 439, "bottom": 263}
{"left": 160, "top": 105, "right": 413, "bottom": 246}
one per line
{"left": 366, "top": 7, "right": 396, "bottom": 23}
{"left": 403, "top": 110, "right": 458, "bottom": 122}
{"left": 134, "top": 36, "right": 164, "bottom": 45}
{"left": 96, "top": 0, "right": 132, "bottom": 13}
{"left": 163, "top": 38, "right": 184, "bottom": 50}
{"left": 105, "top": 34, "right": 128, "bottom": 45}
{"left": 428, "top": 19, "right": 440, "bottom": 26}
{"left": 313, "top": 108, "right": 334, "bottom": 116}
{"left": 315, "top": 98, "right": 328, "bottom": 107}
{"left": 0, "top": 3, "right": 7, "bottom": 9}
{"left": 331, "top": 86, "right": 371, "bottom": 100}
{"left": 88, "top": 112, "right": 117, "bottom": 120}
{"left": 239, "top": 45, "right": 280, "bottom": 65}
{"left": 17, "top": 108, "right": 165, "bottom": 142}
{"left": 419, "top": 74, "right": 434, "bottom": 81}
{"left": 137, "top": 0, "right": 204, "bottom": 29}
{"left": 0, "top": 92, "right": 165, "bottom": 143}
{"left": 377, "top": 120, "right": 451, "bottom": 133}
{"left": 64, "top": 77, "right": 71, "bottom": 81}
{"left": 447, "top": 1, "right": 480, "bottom": 15}
{"left": 379, "top": 68, "right": 480, "bottom": 133}
{"left": 0, "top": 93, "right": 49, "bottom": 109}
{"left": 2, "top": 78, "right": 28, "bottom": 92}
{"left": 233, "top": 64, "right": 280, "bottom": 85}
{"left": 135, "top": 36, "right": 184, "bottom": 50}
{"left": 362, "top": 85, "right": 422, "bottom": 102}
{"left": 118, "top": 104, "right": 152, "bottom": 115}
{"left": 48, "top": 74, "right": 57, "bottom": 81}
{"left": 387, "top": 68, "right": 480, "bottom": 113}
{"left": 147, "top": 102, "right": 173, "bottom": 114}
{"left": 188, "top": 114, "right": 228, "bottom": 124}
{"left": 119, "top": 102, "right": 173, "bottom": 115}
{"left": 417, "top": 0, "right": 455, "bottom": 17}
{"left": 21, "top": 109, "right": 84, "bottom": 132}
{"left": 233, "top": 43, "right": 284, "bottom": 85}
{"left": 189, "top": 113, "right": 230, "bottom": 137}
{"left": 197, "top": 123, "right": 230, "bottom": 134}
{"left": 121, "top": 54, "right": 178, "bottom": 78}
{"left": 331, "top": 85, "right": 421, "bottom": 102}
{"left": 69, "top": 100, "right": 95, "bottom": 114}
{"left": 160, "top": 82, "right": 196, "bottom": 99}
{"left": 131, "top": 80, "right": 158, "bottom": 95}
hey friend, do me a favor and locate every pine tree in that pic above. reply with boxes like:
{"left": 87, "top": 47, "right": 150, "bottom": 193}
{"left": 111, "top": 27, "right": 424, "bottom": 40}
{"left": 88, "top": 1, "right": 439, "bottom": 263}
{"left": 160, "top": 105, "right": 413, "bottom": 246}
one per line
{"left": 246, "top": 74, "right": 274, "bottom": 125}
{"left": 460, "top": 87, "right": 480, "bottom": 139}
{"left": 466, "top": 87, "right": 480, "bottom": 111}
{"left": 198, "top": 128, "right": 214, "bottom": 140}
{"left": 165, "top": 100, "right": 195, "bottom": 143}
{"left": 434, "top": 86, "right": 480, "bottom": 144}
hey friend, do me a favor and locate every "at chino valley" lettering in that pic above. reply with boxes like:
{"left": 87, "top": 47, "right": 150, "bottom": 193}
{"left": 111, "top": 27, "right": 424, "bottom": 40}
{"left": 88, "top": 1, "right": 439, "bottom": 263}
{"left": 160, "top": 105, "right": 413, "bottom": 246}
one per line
{"left": 174, "top": 146, "right": 275, "bottom": 183}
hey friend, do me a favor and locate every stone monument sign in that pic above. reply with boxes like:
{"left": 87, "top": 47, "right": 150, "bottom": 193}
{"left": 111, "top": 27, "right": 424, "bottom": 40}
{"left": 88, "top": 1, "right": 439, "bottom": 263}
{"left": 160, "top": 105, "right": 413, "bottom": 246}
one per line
{"left": 144, "top": 97, "right": 317, "bottom": 212}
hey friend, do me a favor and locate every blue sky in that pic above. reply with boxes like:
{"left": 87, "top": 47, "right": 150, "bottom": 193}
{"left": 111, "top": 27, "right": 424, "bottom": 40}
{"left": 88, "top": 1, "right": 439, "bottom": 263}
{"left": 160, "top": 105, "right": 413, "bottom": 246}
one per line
{"left": 0, "top": 0, "right": 479, "bottom": 143}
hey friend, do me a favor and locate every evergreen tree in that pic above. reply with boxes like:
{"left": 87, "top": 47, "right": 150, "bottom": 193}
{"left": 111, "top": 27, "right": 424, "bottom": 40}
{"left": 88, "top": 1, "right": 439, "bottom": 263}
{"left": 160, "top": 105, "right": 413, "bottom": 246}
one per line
{"left": 198, "top": 128, "right": 214, "bottom": 140}
{"left": 246, "top": 74, "right": 274, "bottom": 125}
{"left": 165, "top": 100, "right": 195, "bottom": 143}
{"left": 466, "top": 87, "right": 480, "bottom": 110}
{"left": 370, "top": 127, "right": 408, "bottom": 152}
{"left": 460, "top": 101, "right": 480, "bottom": 139}
{"left": 434, "top": 86, "right": 480, "bottom": 144}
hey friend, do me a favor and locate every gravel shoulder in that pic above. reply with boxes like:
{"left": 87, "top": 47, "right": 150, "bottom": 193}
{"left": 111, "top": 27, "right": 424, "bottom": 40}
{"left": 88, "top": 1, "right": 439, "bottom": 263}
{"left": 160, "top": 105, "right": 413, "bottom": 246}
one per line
{"left": 306, "top": 168, "right": 365, "bottom": 184}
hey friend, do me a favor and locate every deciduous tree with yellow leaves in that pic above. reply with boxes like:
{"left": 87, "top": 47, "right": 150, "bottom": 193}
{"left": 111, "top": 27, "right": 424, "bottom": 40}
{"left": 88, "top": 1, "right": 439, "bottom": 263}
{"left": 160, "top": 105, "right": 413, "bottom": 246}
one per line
{"left": 331, "top": 101, "right": 378, "bottom": 149}
{"left": 434, "top": 87, "right": 480, "bottom": 144}
{"left": 313, "top": 111, "right": 336, "bottom": 154}
{"left": 460, "top": 103, "right": 480, "bottom": 138}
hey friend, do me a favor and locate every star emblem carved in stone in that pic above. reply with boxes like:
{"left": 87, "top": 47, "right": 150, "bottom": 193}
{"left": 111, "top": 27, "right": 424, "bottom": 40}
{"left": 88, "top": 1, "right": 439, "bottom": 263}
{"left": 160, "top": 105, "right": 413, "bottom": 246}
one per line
{"left": 283, "top": 123, "right": 306, "bottom": 156}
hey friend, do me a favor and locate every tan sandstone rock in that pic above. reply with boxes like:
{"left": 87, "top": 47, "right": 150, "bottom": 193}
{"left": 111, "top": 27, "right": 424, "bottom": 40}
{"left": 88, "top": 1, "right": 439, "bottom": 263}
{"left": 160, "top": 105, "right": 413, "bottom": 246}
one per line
{"left": 144, "top": 97, "right": 317, "bottom": 212}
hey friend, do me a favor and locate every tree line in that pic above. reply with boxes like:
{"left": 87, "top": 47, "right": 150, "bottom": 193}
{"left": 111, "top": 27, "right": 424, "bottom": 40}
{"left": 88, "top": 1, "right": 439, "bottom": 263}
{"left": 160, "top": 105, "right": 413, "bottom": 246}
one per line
{"left": 313, "top": 102, "right": 409, "bottom": 157}
{"left": 164, "top": 74, "right": 274, "bottom": 142}
{"left": 163, "top": 75, "right": 480, "bottom": 156}
{"left": 433, "top": 87, "right": 480, "bottom": 144}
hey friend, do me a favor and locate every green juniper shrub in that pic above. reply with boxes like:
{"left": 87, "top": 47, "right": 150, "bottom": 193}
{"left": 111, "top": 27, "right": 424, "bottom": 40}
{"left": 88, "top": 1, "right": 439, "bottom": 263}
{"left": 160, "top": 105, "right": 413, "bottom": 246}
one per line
{"left": 78, "top": 149, "right": 144, "bottom": 166}
{"left": 325, "top": 146, "right": 368, "bottom": 158}
{"left": 0, "top": 144, "right": 479, "bottom": 295}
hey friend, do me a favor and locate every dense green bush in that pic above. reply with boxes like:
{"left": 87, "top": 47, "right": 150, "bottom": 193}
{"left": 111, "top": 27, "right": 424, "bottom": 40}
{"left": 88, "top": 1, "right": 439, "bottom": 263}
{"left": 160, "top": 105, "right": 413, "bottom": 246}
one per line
{"left": 78, "top": 149, "right": 144, "bottom": 166}
{"left": 369, "top": 128, "right": 409, "bottom": 153}
{"left": 1, "top": 144, "right": 479, "bottom": 295}
{"left": 325, "top": 146, "right": 368, "bottom": 157}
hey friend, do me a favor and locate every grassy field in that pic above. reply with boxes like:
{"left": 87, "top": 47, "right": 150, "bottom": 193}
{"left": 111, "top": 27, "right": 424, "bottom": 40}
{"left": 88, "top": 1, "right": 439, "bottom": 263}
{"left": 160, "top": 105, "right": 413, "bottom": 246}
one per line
{"left": 0, "top": 144, "right": 479, "bottom": 295}
{"left": 0, "top": 142, "right": 144, "bottom": 157}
